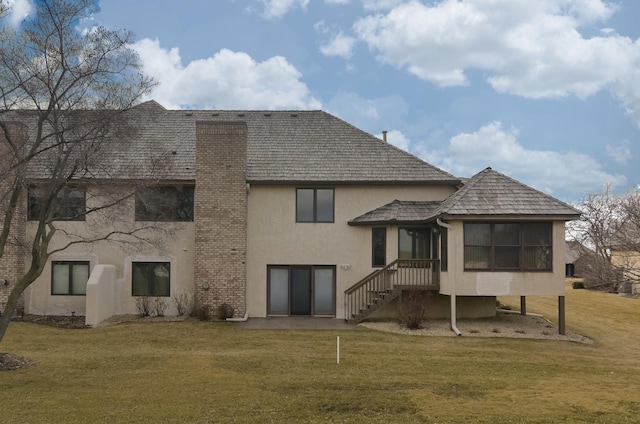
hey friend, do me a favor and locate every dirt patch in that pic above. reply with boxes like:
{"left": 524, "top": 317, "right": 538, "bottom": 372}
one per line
{"left": 95, "top": 314, "right": 189, "bottom": 326}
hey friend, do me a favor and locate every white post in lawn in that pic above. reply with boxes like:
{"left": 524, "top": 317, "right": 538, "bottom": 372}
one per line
{"left": 337, "top": 336, "right": 340, "bottom": 364}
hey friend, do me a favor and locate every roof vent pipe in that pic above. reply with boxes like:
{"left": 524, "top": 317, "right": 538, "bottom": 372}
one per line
{"left": 382, "top": 130, "right": 387, "bottom": 143}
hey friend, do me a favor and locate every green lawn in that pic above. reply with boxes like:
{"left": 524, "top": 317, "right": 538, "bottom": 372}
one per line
{"left": 1, "top": 283, "right": 640, "bottom": 424}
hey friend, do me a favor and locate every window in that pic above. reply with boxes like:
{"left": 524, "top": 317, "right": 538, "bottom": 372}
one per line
{"left": 135, "top": 186, "right": 194, "bottom": 222}
{"left": 28, "top": 186, "right": 86, "bottom": 221}
{"left": 132, "top": 262, "right": 170, "bottom": 296}
{"left": 398, "top": 227, "right": 432, "bottom": 259}
{"left": 464, "top": 223, "right": 552, "bottom": 271}
{"left": 372, "top": 228, "right": 386, "bottom": 267}
{"left": 440, "top": 227, "right": 448, "bottom": 271}
{"left": 51, "top": 261, "right": 89, "bottom": 295}
{"left": 296, "top": 188, "right": 334, "bottom": 222}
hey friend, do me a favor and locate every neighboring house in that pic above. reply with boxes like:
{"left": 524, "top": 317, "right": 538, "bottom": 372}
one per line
{"left": 610, "top": 249, "right": 640, "bottom": 294}
{"left": 565, "top": 241, "right": 595, "bottom": 278}
{"left": 0, "top": 101, "right": 581, "bottom": 333}
{"left": 609, "top": 226, "right": 640, "bottom": 294}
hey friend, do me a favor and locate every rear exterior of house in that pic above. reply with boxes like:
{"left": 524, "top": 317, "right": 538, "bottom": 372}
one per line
{"left": 0, "top": 101, "right": 580, "bottom": 329}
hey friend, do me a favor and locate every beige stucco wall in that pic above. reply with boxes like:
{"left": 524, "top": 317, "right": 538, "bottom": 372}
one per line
{"left": 246, "top": 184, "right": 457, "bottom": 319}
{"left": 24, "top": 184, "right": 195, "bottom": 317}
{"left": 439, "top": 220, "right": 567, "bottom": 296}
{"left": 85, "top": 264, "right": 116, "bottom": 326}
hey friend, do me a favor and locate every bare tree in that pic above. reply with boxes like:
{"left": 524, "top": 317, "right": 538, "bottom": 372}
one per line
{"left": 0, "top": 0, "right": 156, "bottom": 343}
{"left": 569, "top": 186, "right": 640, "bottom": 292}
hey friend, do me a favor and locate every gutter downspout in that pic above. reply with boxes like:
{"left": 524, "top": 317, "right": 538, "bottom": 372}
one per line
{"left": 227, "top": 184, "right": 251, "bottom": 324}
{"left": 226, "top": 312, "right": 249, "bottom": 322}
{"left": 437, "top": 218, "right": 462, "bottom": 336}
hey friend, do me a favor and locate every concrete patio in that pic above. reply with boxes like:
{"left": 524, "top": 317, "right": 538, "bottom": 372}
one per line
{"left": 236, "top": 316, "right": 359, "bottom": 330}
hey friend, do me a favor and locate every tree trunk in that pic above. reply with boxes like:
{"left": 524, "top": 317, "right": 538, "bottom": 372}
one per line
{"left": 0, "top": 281, "right": 27, "bottom": 344}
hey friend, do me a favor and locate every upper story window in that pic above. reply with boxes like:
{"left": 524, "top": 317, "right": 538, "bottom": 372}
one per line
{"left": 135, "top": 185, "right": 194, "bottom": 222}
{"left": 296, "top": 188, "right": 334, "bottom": 223}
{"left": 464, "top": 222, "right": 552, "bottom": 271}
{"left": 28, "top": 186, "right": 86, "bottom": 221}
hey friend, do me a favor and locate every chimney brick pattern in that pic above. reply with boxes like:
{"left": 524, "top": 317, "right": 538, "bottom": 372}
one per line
{"left": 194, "top": 121, "right": 247, "bottom": 317}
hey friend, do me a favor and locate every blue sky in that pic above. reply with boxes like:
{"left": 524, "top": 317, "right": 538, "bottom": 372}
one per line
{"left": 8, "top": 0, "right": 640, "bottom": 203}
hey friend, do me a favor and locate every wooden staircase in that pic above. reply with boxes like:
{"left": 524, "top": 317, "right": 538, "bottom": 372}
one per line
{"left": 344, "top": 259, "right": 440, "bottom": 323}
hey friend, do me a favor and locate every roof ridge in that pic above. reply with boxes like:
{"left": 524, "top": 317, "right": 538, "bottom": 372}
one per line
{"left": 317, "top": 110, "right": 461, "bottom": 182}
{"left": 437, "top": 167, "right": 491, "bottom": 213}
{"left": 484, "top": 167, "right": 580, "bottom": 213}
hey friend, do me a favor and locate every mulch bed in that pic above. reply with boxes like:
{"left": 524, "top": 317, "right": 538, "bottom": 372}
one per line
{"left": 0, "top": 352, "right": 34, "bottom": 371}
{"left": 14, "top": 314, "right": 90, "bottom": 329}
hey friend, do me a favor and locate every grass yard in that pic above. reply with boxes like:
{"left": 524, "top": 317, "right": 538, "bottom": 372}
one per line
{"left": 1, "top": 281, "right": 640, "bottom": 424}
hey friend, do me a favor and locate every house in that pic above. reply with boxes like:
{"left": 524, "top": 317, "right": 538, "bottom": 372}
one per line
{"left": 0, "top": 101, "right": 581, "bottom": 333}
{"left": 608, "top": 225, "right": 640, "bottom": 294}
{"left": 565, "top": 241, "right": 595, "bottom": 278}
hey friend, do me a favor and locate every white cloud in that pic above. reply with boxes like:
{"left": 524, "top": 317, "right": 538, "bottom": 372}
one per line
{"left": 351, "top": 0, "right": 640, "bottom": 125}
{"left": 258, "top": 0, "right": 309, "bottom": 19}
{"left": 612, "top": 59, "right": 640, "bottom": 127}
{"left": 323, "top": 0, "right": 401, "bottom": 8}
{"left": 606, "top": 141, "right": 632, "bottom": 165}
{"left": 132, "top": 38, "right": 321, "bottom": 110}
{"left": 325, "top": 91, "right": 408, "bottom": 132}
{"left": 362, "top": 0, "right": 404, "bottom": 10}
{"left": 4, "top": 0, "right": 33, "bottom": 26}
{"left": 320, "top": 32, "right": 357, "bottom": 58}
{"left": 419, "top": 121, "right": 627, "bottom": 195}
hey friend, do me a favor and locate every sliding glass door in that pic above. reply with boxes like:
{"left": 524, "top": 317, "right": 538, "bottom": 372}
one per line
{"left": 267, "top": 265, "right": 336, "bottom": 316}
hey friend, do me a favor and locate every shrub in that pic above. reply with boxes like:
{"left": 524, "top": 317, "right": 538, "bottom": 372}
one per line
{"left": 134, "top": 296, "right": 152, "bottom": 317}
{"left": 173, "top": 291, "right": 193, "bottom": 316}
{"left": 398, "top": 291, "right": 432, "bottom": 330}
{"left": 218, "top": 303, "right": 234, "bottom": 320}
{"left": 152, "top": 297, "right": 168, "bottom": 317}
{"left": 572, "top": 281, "right": 585, "bottom": 289}
{"left": 191, "top": 304, "right": 210, "bottom": 321}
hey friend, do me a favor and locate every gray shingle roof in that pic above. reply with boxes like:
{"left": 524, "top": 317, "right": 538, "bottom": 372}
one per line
{"left": 349, "top": 168, "right": 581, "bottom": 225}
{"left": 349, "top": 200, "right": 442, "bottom": 225}
{"left": 75, "top": 101, "right": 460, "bottom": 183}
{"left": 566, "top": 241, "right": 594, "bottom": 263}
{"left": 10, "top": 101, "right": 459, "bottom": 183}
{"left": 436, "top": 167, "right": 581, "bottom": 219}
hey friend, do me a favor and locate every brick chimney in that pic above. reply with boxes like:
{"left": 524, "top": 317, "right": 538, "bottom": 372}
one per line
{"left": 194, "top": 121, "right": 247, "bottom": 317}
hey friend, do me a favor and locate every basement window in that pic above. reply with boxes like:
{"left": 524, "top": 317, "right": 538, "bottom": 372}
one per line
{"left": 51, "top": 261, "right": 89, "bottom": 296}
{"left": 132, "top": 262, "right": 171, "bottom": 297}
